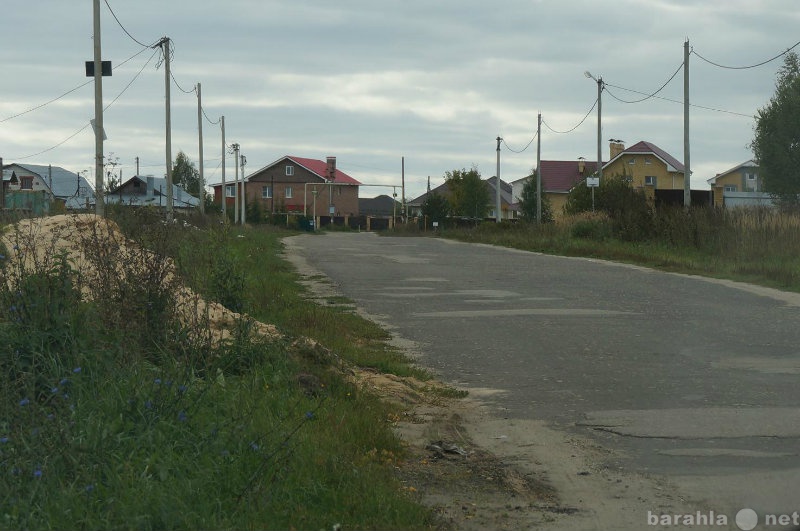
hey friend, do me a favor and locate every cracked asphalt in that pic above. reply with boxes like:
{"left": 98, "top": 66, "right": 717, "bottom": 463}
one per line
{"left": 286, "top": 232, "right": 800, "bottom": 525}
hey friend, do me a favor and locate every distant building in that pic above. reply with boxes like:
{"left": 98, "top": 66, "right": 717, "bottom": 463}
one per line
{"left": 106, "top": 175, "right": 200, "bottom": 210}
{"left": 3, "top": 163, "right": 93, "bottom": 210}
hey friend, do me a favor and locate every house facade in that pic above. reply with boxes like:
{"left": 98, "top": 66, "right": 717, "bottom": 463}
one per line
{"left": 3, "top": 163, "right": 93, "bottom": 211}
{"left": 212, "top": 155, "right": 361, "bottom": 217}
{"left": 602, "top": 141, "right": 686, "bottom": 198}
{"left": 706, "top": 160, "right": 770, "bottom": 207}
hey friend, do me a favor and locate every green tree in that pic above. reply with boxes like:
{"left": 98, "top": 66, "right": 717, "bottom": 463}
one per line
{"left": 564, "top": 174, "right": 653, "bottom": 241}
{"left": 172, "top": 151, "right": 201, "bottom": 197}
{"left": 752, "top": 51, "right": 800, "bottom": 210}
{"left": 420, "top": 192, "right": 450, "bottom": 228}
{"left": 445, "top": 167, "right": 489, "bottom": 219}
{"left": 518, "top": 172, "right": 553, "bottom": 223}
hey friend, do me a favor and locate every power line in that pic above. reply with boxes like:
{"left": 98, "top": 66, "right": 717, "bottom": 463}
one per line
{"left": 603, "top": 61, "right": 684, "bottom": 104}
{"left": 501, "top": 131, "right": 537, "bottom": 153}
{"left": 0, "top": 47, "right": 151, "bottom": 124}
{"left": 604, "top": 82, "right": 753, "bottom": 118}
{"left": 201, "top": 106, "right": 220, "bottom": 125}
{"left": 10, "top": 49, "right": 159, "bottom": 160}
{"left": 692, "top": 40, "right": 800, "bottom": 70}
{"left": 542, "top": 98, "right": 598, "bottom": 134}
{"left": 104, "top": 0, "right": 159, "bottom": 49}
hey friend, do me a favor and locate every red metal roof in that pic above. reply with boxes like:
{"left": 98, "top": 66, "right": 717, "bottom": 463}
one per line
{"left": 286, "top": 156, "right": 361, "bottom": 185}
{"left": 540, "top": 160, "right": 600, "bottom": 192}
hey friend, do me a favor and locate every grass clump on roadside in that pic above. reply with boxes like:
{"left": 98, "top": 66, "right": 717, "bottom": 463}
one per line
{"left": 0, "top": 211, "right": 437, "bottom": 531}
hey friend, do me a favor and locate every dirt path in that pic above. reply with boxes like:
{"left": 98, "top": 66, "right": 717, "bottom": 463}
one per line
{"left": 284, "top": 237, "right": 689, "bottom": 531}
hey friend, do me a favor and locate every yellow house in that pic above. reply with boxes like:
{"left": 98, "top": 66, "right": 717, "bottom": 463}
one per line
{"left": 602, "top": 141, "right": 686, "bottom": 201}
{"left": 706, "top": 160, "right": 761, "bottom": 207}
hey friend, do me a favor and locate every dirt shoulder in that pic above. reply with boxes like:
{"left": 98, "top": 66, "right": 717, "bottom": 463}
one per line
{"left": 283, "top": 236, "right": 687, "bottom": 531}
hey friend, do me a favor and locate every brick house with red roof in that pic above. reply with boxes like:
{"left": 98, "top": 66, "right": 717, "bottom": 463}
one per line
{"left": 212, "top": 155, "right": 361, "bottom": 217}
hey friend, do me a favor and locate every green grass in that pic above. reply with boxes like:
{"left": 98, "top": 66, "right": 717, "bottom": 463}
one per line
{"left": 0, "top": 211, "right": 437, "bottom": 531}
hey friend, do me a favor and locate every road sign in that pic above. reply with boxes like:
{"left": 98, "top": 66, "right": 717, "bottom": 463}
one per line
{"left": 85, "top": 61, "right": 112, "bottom": 76}
{"left": 586, "top": 177, "right": 600, "bottom": 188}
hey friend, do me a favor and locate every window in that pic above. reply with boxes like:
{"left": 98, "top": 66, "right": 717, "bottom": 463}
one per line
{"left": 724, "top": 185, "right": 737, "bottom": 192}
{"left": 645, "top": 157, "right": 652, "bottom": 165}
{"left": 645, "top": 176, "right": 657, "bottom": 186}
{"left": 225, "top": 184, "right": 236, "bottom": 198}
{"left": 628, "top": 157, "right": 636, "bottom": 165}
{"left": 746, "top": 173, "right": 757, "bottom": 181}
{"left": 262, "top": 186, "right": 272, "bottom": 199}
{"left": 20, "top": 177, "right": 33, "bottom": 190}
{"left": 285, "top": 165, "right": 294, "bottom": 176}
{"left": 285, "top": 186, "right": 293, "bottom": 199}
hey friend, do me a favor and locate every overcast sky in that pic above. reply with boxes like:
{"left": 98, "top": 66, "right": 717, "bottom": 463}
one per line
{"left": 1, "top": 1, "right": 798, "bottom": 200}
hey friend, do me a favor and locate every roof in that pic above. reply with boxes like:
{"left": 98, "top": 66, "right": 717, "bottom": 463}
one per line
{"left": 5, "top": 163, "right": 93, "bottom": 209}
{"left": 536, "top": 160, "right": 601, "bottom": 193}
{"left": 359, "top": 194, "right": 401, "bottom": 216}
{"left": 107, "top": 176, "right": 200, "bottom": 208}
{"left": 608, "top": 141, "right": 685, "bottom": 173}
{"left": 2, "top": 169, "right": 18, "bottom": 183}
{"left": 408, "top": 177, "right": 513, "bottom": 207}
{"left": 227, "top": 155, "right": 361, "bottom": 186}
{"left": 707, "top": 160, "right": 758, "bottom": 185}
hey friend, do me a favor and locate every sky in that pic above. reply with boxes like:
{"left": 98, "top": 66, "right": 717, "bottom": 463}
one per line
{"left": 1, "top": 1, "right": 798, "bottom": 201}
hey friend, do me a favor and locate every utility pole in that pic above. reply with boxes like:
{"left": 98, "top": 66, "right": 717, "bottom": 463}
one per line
{"left": 240, "top": 153, "right": 246, "bottom": 225}
{"left": 92, "top": 0, "right": 104, "bottom": 216}
{"left": 496, "top": 136, "right": 502, "bottom": 223}
{"left": 536, "top": 112, "right": 542, "bottom": 223}
{"left": 160, "top": 37, "right": 174, "bottom": 222}
{"left": 231, "top": 143, "right": 240, "bottom": 224}
{"left": 401, "top": 156, "right": 406, "bottom": 223}
{"left": 221, "top": 116, "right": 226, "bottom": 219}
{"left": 684, "top": 38, "right": 691, "bottom": 207}
{"left": 197, "top": 82, "right": 205, "bottom": 214}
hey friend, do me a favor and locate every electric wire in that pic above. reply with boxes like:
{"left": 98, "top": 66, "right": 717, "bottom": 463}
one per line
{"left": 0, "top": 47, "right": 151, "bottom": 124}
{"left": 692, "top": 40, "right": 800, "bottom": 70}
{"left": 603, "top": 61, "right": 684, "bottom": 104}
{"left": 11, "top": 49, "right": 159, "bottom": 160}
{"left": 201, "top": 106, "right": 221, "bottom": 125}
{"left": 501, "top": 131, "right": 538, "bottom": 153}
{"left": 104, "top": 0, "right": 160, "bottom": 49}
{"left": 542, "top": 98, "right": 598, "bottom": 134}
{"left": 603, "top": 83, "right": 753, "bottom": 118}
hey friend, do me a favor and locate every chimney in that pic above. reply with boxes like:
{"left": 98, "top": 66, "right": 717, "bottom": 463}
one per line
{"left": 609, "top": 141, "right": 625, "bottom": 160}
{"left": 578, "top": 157, "right": 586, "bottom": 175}
{"left": 326, "top": 156, "right": 337, "bottom": 181}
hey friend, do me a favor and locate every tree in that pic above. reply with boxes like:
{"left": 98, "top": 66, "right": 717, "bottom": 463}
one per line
{"left": 752, "top": 51, "right": 800, "bottom": 210}
{"left": 420, "top": 192, "right": 450, "bottom": 228}
{"left": 517, "top": 172, "right": 553, "bottom": 223}
{"left": 445, "top": 166, "right": 489, "bottom": 219}
{"left": 564, "top": 174, "right": 653, "bottom": 241}
{"left": 171, "top": 151, "right": 201, "bottom": 197}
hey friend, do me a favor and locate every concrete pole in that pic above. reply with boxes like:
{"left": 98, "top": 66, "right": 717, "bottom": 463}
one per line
{"left": 401, "top": 156, "right": 406, "bottom": 222}
{"left": 684, "top": 39, "right": 691, "bottom": 207}
{"left": 232, "top": 143, "right": 239, "bottom": 224}
{"left": 221, "top": 116, "right": 226, "bottom": 219}
{"left": 496, "top": 136, "right": 502, "bottom": 222}
{"left": 162, "top": 37, "right": 173, "bottom": 222}
{"left": 536, "top": 112, "right": 542, "bottom": 223}
{"left": 597, "top": 76, "right": 603, "bottom": 180}
{"left": 197, "top": 83, "right": 205, "bottom": 214}
{"left": 239, "top": 154, "right": 246, "bottom": 225}
{"left": 93, "top": 0, "right": 104, "bottom": 217}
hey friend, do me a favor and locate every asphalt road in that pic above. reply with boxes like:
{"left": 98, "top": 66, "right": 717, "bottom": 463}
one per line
{"left": 286, "top": 232, "right": 800, "bottom": 527}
